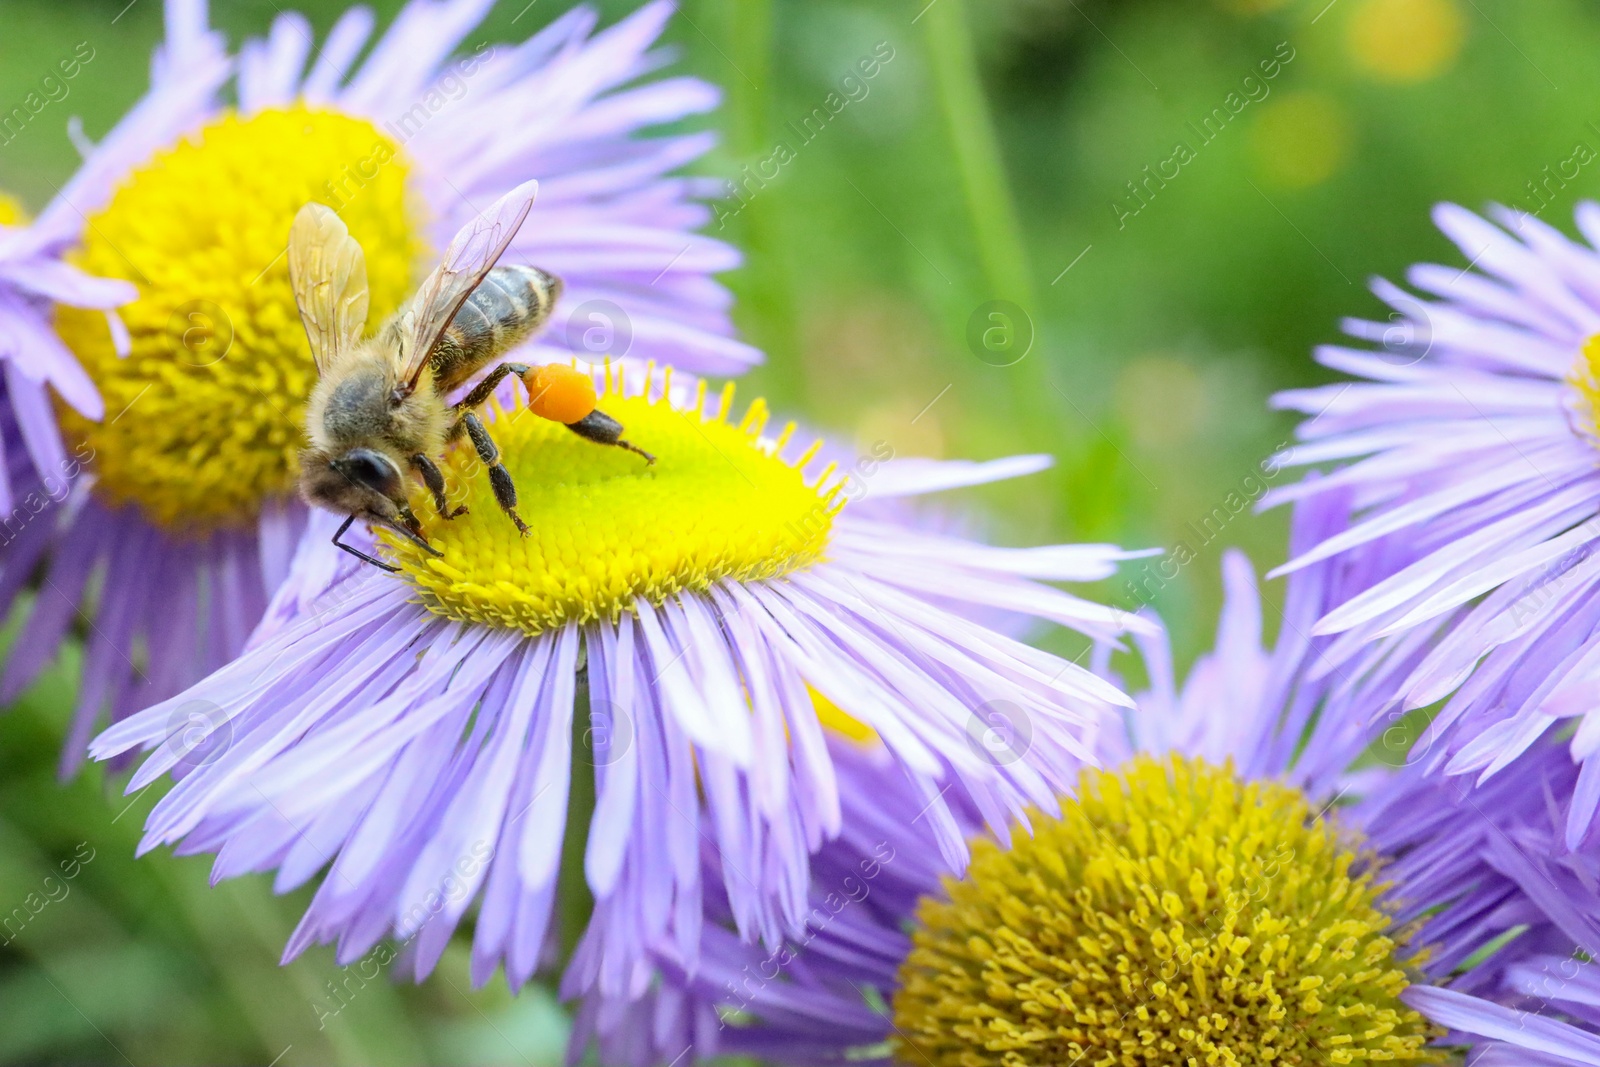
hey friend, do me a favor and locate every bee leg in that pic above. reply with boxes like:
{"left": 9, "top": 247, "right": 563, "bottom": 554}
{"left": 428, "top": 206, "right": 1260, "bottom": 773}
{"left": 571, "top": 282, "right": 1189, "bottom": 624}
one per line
{"left": 565, "top": 409, "right": 656, "bottom": 465}
{"left": 332, "top": 514, "right": 400, "bottom": 573}
{"left": 457, "top": 411, "right": 531, "bottom": 536}
{"left": 411, "top": 453, "right": 467, "bottom": 519}
{"left": 452, "top": 362, "right": 533, "bottom": 415}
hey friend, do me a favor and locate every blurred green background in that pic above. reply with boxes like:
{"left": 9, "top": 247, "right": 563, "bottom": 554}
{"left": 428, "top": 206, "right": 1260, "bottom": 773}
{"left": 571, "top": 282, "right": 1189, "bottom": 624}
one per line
{"left": 1, "top": 0, "right": 1596, "bottom": 1061}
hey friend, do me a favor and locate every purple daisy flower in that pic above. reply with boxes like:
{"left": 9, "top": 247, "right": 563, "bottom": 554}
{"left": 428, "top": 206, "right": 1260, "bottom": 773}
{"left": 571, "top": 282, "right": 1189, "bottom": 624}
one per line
{"left": 577, "top": 492, "right": 1600, "bottom": 1066}
{"left": 90, "top": 371, "right": 1150, "bottom": 1002}
{"left": 1, "top": 0, "right": 758, "bottom": 775}
{"left": 0, "top": 7, "right": 223, "bottom": 538}
{"left": 1268, "top": 202, "right": 1600, "bottom": 846}
{"left": 0, "top": 215, "right": 112, "bottom": 523}
{"left": 1408, "top": 987, "right": 1600, "bottom": 1066}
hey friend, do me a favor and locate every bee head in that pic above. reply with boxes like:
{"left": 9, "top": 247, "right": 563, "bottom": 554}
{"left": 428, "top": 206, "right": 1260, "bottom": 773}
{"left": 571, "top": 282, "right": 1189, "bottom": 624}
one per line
{"left": 298, "top": 446, "right": 413, "bottom": 527}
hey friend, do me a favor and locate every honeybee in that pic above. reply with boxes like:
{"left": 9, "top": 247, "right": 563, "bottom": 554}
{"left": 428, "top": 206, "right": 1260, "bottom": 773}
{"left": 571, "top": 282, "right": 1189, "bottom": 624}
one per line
{"left": 288, "top": 180, "right": 654, "bottom": 572}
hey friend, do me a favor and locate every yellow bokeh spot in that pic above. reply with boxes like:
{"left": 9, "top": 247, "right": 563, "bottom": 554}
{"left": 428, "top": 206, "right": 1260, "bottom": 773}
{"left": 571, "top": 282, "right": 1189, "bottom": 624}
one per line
{"left": 1249, "top": 91, "right": 1354, "bottom": 189}
{"left": 893, "top": 755, "right": 1443, "bottom": 1066}
{"left": 1347, "top": 0, "right": 1466, "bottom": 83}
{"left": 56, "top": 105, "right": 424, "bottom": 530}
{"left": 0, "top": 191, "right": 23, "bottom": 227}
{"left": 384, "top": 371, "right": 840, "bottom": 636}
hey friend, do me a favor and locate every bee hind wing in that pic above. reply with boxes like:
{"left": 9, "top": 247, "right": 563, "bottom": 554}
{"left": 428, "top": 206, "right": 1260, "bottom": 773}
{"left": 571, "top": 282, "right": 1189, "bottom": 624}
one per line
{"left": 399, "top": 179, "right": 539, "bottom": 392}
{"left": 288, "top": 203, "right": 370, "bottom": 376}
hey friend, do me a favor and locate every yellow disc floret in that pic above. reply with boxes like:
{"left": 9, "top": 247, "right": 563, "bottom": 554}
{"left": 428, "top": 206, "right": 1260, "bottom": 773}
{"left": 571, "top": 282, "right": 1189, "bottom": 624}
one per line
{"left": 1576, "top": 334, "right": 1600, "bottom": 439}
{"left": 811, "top": 686, "right": 879, "bottom": 744}
{"left": 0, "top": 192, "right": 23, "bottom": 227}
{"left": 893, "top": 755, "right": 1442, "bottom": 1066}
{"left": 387, "top": 370, "right": 841, "bottom": 635}
{"left": 56, "top": 105, "right": 423, "bottom": 530}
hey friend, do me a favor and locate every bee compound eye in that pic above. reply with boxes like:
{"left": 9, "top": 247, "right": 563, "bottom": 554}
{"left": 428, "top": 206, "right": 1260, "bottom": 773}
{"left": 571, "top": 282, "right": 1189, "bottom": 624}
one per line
{"left": 336, "top": 449, "right": 403, "bottom": 497}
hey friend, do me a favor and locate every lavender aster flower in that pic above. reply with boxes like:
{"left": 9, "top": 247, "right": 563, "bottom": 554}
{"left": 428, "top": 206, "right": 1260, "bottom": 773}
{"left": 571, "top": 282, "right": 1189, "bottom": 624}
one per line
{"left": 0, "top": 9, "right": 225, "bottom": 537}
{"left": 91, "top": 368, "right": 1149, "bottom": 1001}
{"left": 1, "top": 0, "right": 758, "bottom": 774}
{"left": 1408, "top": 987, "right": 1600, "bottom": 1066}
{"left": 1269, "top": 202, "right": 1600, "bottom": 845}
{"left": 581, "top": 493, "right": 1600, "bottom": 1066}
{"left": 0, "top": 196, "right": 117, "bottom": 520}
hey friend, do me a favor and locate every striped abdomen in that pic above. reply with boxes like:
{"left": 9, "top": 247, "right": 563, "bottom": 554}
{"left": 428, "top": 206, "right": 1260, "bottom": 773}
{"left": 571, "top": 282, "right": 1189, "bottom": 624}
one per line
{"left": 429, "top": 264, "right": 563, "bottom": 391}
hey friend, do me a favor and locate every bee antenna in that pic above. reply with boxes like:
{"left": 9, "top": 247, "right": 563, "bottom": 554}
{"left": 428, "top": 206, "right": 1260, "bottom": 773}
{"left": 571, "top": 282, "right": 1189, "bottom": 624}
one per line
{"left": 382, "top": 516, "right": 443, "bottom": 557}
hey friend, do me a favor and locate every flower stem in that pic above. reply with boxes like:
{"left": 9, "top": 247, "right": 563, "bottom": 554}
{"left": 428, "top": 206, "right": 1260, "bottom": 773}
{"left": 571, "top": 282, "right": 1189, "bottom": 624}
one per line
{"left": 921, "top": 0, "right": 1077, "bottom": 528}
{"left": 701, "top": 0, "right": 808, "bottom": 407}
{"left": 920, "top": 0, "right": 1035, "bottom": 309}
{"left": 559, "top": 673, "right": 597, "bottom": 963}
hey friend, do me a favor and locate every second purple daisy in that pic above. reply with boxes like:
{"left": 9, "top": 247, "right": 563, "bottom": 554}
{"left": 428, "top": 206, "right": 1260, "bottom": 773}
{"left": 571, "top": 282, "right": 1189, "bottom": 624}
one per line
{"left": 1270, "top": 201, "right": 1600, "bottom": 847}
{"left": 573, "top": 493, "right": 1600, "bottom": 1066}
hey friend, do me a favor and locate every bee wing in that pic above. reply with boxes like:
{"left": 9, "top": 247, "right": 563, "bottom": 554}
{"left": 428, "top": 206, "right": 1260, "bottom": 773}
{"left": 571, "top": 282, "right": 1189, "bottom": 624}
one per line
{"left": 288, "top": 202, "right": 370, "bottom": 376}
{"left": 398, "top": 179, "right": 539, "bottom": 392}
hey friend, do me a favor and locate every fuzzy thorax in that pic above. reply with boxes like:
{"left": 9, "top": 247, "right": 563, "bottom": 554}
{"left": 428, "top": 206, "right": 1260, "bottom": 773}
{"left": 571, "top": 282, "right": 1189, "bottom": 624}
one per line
{"left": 383, "top": 369, "right": 842, "bottom": 636}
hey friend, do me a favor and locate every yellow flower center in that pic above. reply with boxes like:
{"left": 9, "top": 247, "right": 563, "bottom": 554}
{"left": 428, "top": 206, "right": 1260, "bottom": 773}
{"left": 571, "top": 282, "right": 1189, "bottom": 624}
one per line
{"left": 892, "top": 755, "right": 1442, "bottom": 1066}
{"left": 1573, "top": 335, "right": 1600, "bottom": 441}
{"left": 385, "top": 372, "right": 840, "bottom": 636}
{"left": 55, "top": 105, "right": 423, "bottom": 530}
{"left": 0, "top": 192, "right": 23, "bottom": 226}
{"left": 811, "top": 687, "right": 879, "bottom": 744}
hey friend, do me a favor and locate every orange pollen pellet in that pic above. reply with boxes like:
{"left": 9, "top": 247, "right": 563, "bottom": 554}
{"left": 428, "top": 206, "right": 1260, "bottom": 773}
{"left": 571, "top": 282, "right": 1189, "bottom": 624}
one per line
{"left": 523, "top": 364, "right": 598, "bottom": 425}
